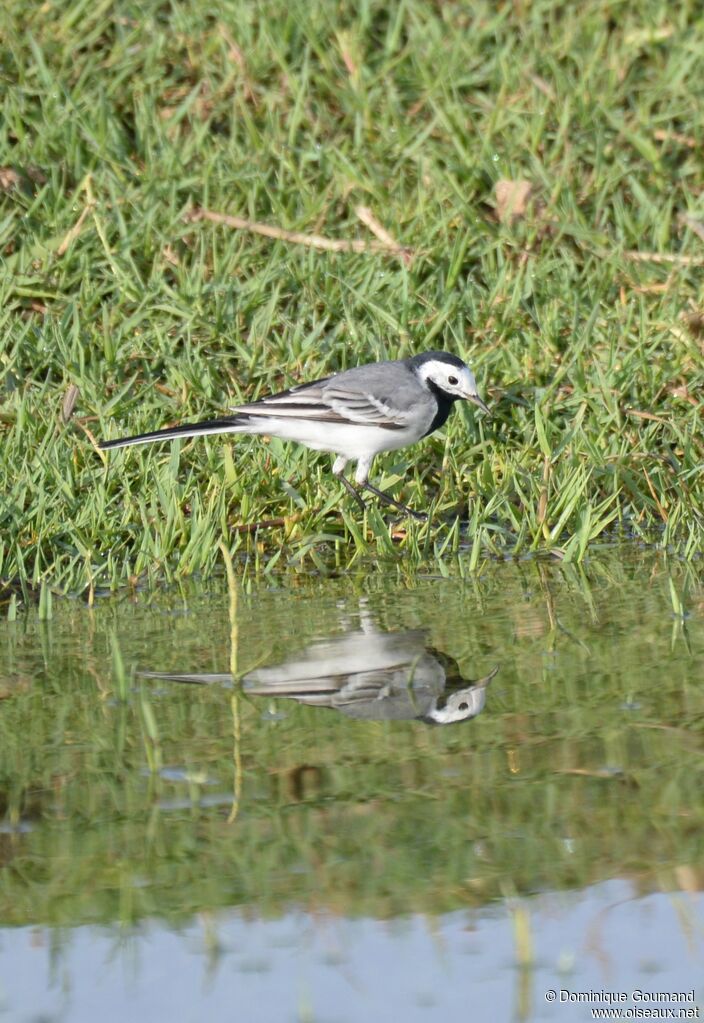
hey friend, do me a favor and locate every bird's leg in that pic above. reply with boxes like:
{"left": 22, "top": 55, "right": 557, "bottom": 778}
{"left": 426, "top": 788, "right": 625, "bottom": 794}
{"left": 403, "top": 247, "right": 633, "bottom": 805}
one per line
{"left": 333, "top": 458, "right": 368, "bottom": 513}
{"left": 337, "top": 471, "right": 368, "bottom": 513}
{"left": 359, "top": 481, "right": 428, "bottom": 522}
{"left": 334, "top": 455, "right": 427, "bottom": 521}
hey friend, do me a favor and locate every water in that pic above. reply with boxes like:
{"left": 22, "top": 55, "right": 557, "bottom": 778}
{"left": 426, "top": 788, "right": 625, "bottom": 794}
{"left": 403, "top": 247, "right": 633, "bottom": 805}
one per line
{"left": 2, "top": 883, "right": 701, "bottom": 1021}
{"left": 1, "top": 552, "right": 703, "bottom": 1020}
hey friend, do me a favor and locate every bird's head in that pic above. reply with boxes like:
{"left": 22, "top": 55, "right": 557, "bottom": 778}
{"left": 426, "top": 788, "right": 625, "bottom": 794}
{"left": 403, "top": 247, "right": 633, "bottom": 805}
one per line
{"left": 420, "top": 665, "right": 499, "bottom": 726}
{"left": 410, "top": 351, "right": 489, "bottom": 414}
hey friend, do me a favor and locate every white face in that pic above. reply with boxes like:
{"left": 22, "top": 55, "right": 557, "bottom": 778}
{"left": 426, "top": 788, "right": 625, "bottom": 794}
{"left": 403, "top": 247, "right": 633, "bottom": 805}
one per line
{"left": 417, "top": 359, "right": 487, "bottom": 411}
{"left": 426, "top": 685, "right": 488, "bottom": 724}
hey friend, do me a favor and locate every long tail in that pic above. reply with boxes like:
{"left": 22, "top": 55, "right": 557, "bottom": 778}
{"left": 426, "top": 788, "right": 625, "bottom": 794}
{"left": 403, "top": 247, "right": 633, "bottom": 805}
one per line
{"left": 99, "top": 416, "right": 244, "bottom": 451}
{"left": 139, "top": 670, "right": 233, "bottom": 685}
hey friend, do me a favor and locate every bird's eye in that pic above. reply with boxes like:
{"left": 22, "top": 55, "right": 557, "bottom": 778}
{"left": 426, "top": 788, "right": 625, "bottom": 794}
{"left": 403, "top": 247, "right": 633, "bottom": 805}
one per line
{"left": 448, "top": 375, "right": 458, "bottom": 386}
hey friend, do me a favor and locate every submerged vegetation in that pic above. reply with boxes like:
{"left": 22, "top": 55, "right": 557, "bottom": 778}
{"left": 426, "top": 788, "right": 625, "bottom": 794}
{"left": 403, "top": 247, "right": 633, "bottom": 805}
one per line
{"left": 2, "top": 0, "right": 704, "bottom": 594}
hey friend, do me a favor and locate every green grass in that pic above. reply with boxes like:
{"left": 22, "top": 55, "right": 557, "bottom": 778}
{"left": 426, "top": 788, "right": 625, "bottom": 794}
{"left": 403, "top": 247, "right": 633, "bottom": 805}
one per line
{"left": 2, "top": 0, "right": 704, "bottom": 593}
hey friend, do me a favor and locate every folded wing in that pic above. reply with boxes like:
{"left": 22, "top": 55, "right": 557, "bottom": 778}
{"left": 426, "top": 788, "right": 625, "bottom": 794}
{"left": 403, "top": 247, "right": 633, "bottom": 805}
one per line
{"left": 231, "top": 377, "right": 413, "bottom": 430}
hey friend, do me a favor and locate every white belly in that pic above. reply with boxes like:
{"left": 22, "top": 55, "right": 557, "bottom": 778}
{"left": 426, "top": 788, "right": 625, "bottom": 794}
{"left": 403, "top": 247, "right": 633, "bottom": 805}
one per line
{"left": 239, "top": 416, "right": 424, "bottom": 461}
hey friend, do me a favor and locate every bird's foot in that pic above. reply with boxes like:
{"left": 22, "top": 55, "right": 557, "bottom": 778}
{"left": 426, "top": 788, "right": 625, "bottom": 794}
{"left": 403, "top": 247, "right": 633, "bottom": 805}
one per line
{"left": 360, "top": 481, "right": 428, "bottom": 522}
{"left": 336, "top": 473, "right": 428, "bottom": 521}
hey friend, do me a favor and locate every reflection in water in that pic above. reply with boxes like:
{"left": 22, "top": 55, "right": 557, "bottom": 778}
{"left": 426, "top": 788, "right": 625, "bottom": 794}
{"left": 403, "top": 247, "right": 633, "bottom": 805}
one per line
{"left": 1, "top": 552, "right": 704, "bottom": 1020}
{"left": 3, "top": 881, "right": 702, "bottom": 1023}
{"left": 142, "top": 624, "right": 498, "bottom": 725}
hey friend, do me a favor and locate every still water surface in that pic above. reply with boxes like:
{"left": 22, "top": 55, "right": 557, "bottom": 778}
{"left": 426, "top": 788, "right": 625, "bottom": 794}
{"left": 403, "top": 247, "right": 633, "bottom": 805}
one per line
{"left": 1, "top": 552, "right": 702, "bottom": 1020}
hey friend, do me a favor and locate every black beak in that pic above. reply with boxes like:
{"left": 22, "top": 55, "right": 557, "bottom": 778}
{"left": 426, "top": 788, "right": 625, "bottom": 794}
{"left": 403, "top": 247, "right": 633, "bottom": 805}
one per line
{"left": 465, "top": 392, "right": 490, "bottom": 417}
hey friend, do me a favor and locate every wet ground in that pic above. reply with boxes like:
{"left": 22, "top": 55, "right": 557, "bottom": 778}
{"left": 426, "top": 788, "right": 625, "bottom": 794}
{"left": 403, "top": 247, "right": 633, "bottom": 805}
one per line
{"left": 1, "top": 551, "right": 703, "bottom": 1020}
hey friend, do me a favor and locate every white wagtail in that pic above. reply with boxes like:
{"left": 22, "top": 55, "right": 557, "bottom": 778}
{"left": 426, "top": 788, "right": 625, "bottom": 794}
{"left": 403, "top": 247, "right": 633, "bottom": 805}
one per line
{"left": 100, "top": 351, "right": 489, "bottom": 519}
{"left": 141, "top": 628, "right": 499, "bottom": 725}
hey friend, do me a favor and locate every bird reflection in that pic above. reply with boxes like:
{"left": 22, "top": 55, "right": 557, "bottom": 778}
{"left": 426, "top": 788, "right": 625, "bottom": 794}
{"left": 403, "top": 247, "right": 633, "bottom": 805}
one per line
{"left": 142, "top": 623, "right": 498, "bottom": 727}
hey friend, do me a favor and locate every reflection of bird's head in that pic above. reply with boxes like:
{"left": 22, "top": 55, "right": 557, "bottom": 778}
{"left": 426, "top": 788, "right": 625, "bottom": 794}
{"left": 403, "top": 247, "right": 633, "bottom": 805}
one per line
{"left": 420, "top": 665, "right": 499, "bottom": 726}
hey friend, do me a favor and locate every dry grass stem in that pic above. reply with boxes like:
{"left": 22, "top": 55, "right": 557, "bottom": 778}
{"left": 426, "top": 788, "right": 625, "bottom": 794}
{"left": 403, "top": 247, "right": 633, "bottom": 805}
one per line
{"left": 61, "top": 384, "right": 80, "bottom": 423}
{"left": 186, "top": 208, "right": 414, "bottom": 259}
{"left": 654, "top": 128, "right": 697, "bottom": 147}
{"left": 355, "top": 205, "right": 412, "bottom": 264}
{"left": 57, "top": 204, "right": 94, "bottom": 256}
{"left": 623, "top": 249, "right": 704, "bottom": 266}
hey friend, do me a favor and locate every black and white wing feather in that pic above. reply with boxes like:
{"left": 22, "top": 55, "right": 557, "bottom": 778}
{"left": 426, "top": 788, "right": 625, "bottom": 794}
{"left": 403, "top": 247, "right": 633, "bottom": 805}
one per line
{"left": 230, "top": 369, "right": 420, "bottom": 431}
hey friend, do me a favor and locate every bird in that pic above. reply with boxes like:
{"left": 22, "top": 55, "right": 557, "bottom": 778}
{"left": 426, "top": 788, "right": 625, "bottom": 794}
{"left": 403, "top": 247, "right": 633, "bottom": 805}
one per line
{"left": 140, "top": 626, "right": 499, "bottom": 726}
{"left": 99, "top": 350, "right": 489, "bottom": 519}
